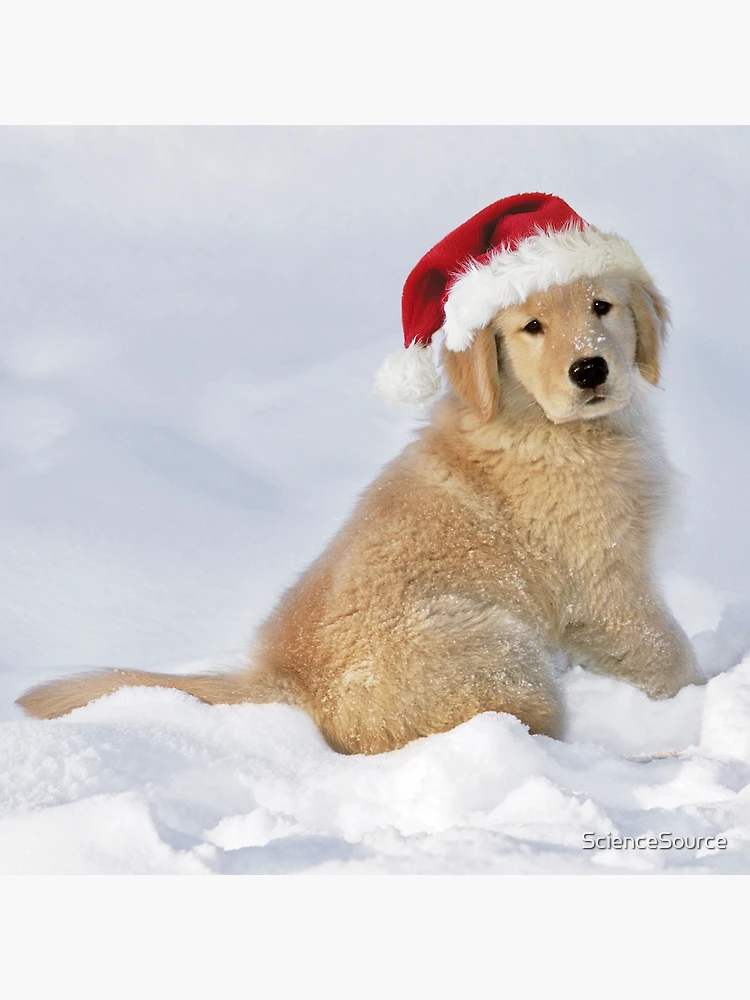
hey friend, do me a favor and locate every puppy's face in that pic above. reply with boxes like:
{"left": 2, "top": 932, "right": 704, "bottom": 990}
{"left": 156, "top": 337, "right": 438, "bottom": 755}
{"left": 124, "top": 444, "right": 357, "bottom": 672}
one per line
{"left": 494, "top": 276, "right": 653, "bottom": 424}
{"left": 442, "top": 276, "right": 668, "bottom": 426}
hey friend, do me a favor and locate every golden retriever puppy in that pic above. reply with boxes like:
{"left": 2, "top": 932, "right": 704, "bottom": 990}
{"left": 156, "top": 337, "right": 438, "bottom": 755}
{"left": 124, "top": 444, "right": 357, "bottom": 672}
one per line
{"left": 14, "top": 278, "right": 701, "bottom": 753}
{"left": 17, "top": 269, "right": 702, "bottom": 752}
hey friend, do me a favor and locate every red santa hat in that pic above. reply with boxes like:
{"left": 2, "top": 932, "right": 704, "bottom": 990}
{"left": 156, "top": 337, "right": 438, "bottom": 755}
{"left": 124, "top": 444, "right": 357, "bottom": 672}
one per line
{"left": 374, "top": 192, "right": 655, "bottom": 405}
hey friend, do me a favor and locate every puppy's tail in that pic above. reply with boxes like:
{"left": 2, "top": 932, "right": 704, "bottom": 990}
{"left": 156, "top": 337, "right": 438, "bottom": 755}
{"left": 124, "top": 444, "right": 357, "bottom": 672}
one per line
{"left": 16, "top": 665, "right": 292, "bottom": 721}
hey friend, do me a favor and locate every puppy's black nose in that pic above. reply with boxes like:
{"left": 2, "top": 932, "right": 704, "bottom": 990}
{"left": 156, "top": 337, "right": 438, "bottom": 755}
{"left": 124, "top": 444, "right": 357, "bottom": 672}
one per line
{"left": 569, "top": 356, "right": 609, "bottom": 389}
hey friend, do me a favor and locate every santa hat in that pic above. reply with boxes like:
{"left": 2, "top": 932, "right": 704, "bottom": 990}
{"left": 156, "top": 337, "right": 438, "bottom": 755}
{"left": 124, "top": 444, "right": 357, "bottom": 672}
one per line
{"left": 373, "top": 192, "right": 655, "bottom": 405}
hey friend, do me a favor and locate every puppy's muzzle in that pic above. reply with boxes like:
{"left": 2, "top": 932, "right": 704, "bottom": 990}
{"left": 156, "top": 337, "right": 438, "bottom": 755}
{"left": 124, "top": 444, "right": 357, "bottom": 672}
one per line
{"left": 569, "top": 356, "right": 609, "bottom": 389}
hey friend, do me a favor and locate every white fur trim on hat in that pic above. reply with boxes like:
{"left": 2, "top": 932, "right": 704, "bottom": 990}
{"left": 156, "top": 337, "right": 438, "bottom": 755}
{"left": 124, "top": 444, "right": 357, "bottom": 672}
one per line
{"left": 373, "top": 340, "right": 441, "bottom": 406}
{"left": 443, "top": 224, "right": 653, "bottom": 351}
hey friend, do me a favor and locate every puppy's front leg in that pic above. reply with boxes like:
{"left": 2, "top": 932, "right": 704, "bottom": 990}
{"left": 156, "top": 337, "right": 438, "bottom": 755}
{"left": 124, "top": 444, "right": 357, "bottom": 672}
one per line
{"left": 561, "top": 593, "right": 704, "bottom": 699}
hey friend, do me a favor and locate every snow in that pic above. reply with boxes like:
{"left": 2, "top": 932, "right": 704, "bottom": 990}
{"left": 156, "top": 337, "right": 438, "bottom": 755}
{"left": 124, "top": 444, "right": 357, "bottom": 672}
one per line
{"left": 2, "top": 126, "right": 750, "bottom": 874}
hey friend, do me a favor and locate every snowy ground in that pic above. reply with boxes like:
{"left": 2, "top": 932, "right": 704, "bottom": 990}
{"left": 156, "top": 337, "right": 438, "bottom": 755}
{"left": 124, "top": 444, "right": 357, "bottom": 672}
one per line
{"left": 2, "top": 127, "right": 750, "bottom": 874}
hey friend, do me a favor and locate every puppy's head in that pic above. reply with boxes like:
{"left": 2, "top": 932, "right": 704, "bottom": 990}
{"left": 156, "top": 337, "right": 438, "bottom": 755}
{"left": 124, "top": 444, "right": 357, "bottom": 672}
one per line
{"left": 442, "top": 276, "right": 668, "bottom": 425}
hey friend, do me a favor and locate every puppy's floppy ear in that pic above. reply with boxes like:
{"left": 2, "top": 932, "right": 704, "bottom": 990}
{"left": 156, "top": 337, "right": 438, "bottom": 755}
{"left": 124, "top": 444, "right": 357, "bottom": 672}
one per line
{"left": 440, "top": 325, "right": 500, "bottom": 423}
{"left": 630, "top": 282, "right": 670, "bottom": 386}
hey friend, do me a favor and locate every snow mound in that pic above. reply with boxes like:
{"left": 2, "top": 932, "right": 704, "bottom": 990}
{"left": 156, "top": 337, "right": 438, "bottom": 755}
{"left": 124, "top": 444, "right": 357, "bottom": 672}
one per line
{"left": 3, "top": 603, "right": 750, "bottom": 874}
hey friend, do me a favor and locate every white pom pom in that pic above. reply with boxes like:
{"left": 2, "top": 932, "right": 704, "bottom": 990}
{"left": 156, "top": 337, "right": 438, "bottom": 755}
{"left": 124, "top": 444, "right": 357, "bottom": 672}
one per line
{"left": 373, "top": 341, "right": 441, "bottom": 406}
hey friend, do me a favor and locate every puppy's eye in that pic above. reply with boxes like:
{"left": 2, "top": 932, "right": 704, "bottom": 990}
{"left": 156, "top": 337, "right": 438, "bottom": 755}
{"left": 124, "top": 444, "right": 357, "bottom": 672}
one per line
{"left": 523, "top": 319, "right": 543, "bottom": 334}
{"left": 593, "top": 300, "right": 611, "bottom": 316}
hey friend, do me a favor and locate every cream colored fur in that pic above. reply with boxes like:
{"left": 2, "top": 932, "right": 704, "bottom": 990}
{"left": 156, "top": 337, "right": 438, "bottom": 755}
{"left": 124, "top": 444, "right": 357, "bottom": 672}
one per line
{"left": 17, "top": 276, "right": 703, "bottom": 753}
